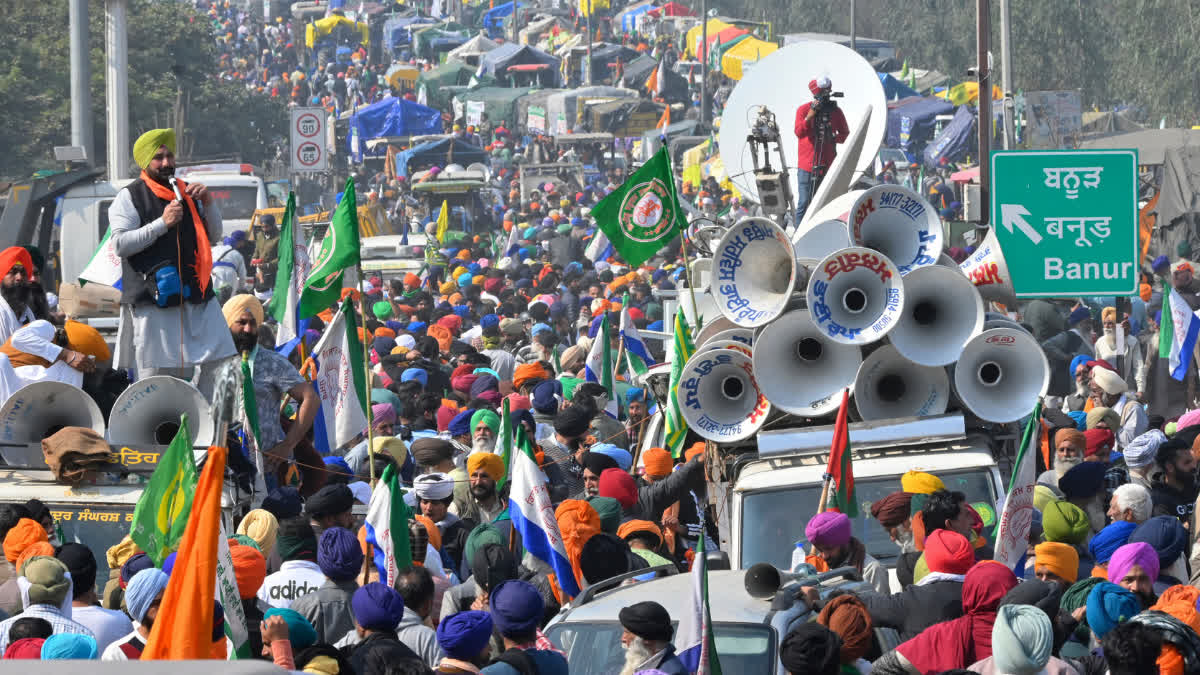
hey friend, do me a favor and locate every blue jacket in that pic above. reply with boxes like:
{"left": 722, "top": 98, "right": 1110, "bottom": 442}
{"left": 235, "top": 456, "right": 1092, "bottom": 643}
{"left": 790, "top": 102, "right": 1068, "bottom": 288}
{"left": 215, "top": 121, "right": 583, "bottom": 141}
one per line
{"left": 480, "top": 648, "right": 569, "bottom": 675}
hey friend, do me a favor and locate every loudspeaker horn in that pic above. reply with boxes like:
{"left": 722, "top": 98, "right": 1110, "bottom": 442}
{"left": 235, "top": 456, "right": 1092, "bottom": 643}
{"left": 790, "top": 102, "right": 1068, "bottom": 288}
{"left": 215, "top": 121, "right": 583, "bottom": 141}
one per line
{"left": 753, "top": 309, "right": 862, "bottom": 415}
{"left": 712, "top": 217, "right": 798, "bottom": 328}
{"left": 793, "top": 219, "right": 851, "bottom": 267}
{"left": 849, "top": 185, "right": 944, "bottom": 275}
{"left": 678, "top": 347, "right": 770, "bottom": 443}
{"left": 108, "top": 376, "right": 216, "bottom": 450}
{"left": 959, "top": 229, "right": 1018, "bottom": 306}
{"left": 891, "top": 264, "right": 985, "bottom": 366}
{"left": 745, "top": 562, "right": 806, "bottom": 598}
{"left": 700, "top": 328, "right": 755, "bottom": 350}
{"left": 806, "top": 247, "right": 905, "bottom": 345}
{"left": 0, "top": 382, "right": 105, "bottom": 468}
{"left": 953, "top": 327, "right": 1050, "bottom": 423}
{"left": 852, "top": 344, "right": 950, "bottom": 421}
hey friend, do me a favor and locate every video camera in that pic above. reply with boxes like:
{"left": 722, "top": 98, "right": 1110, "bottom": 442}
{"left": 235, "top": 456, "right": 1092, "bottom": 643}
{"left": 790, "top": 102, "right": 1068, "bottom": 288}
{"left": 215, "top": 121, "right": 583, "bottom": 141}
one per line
{"left": 814, "top": 90, "right": 845, "bottom": 109}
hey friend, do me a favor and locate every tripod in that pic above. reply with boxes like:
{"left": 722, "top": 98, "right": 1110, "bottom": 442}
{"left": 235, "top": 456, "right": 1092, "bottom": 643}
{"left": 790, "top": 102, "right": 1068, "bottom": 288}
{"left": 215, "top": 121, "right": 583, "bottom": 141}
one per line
{"left": 809, "top": 97, "right": 840, "bottom": 193}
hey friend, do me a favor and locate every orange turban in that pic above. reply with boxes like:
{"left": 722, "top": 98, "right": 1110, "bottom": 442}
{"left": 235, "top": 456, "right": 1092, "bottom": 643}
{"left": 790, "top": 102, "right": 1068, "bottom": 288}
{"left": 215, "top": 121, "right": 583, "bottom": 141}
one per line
{"left": 4, "top": 518, "right": 48, "bottom": 564}
{"left": 555, "top": 500, "right": 600, "bottom": 590}
{"left": 1034, "top": 541, "right": 1079, "bottom": 583}
{"left": 641, "top": 448, "right": 673, "bottom": 479}
{"left": 415, "top": 515, "right": 442, "bottom": 551}
{"left": 404, "top": 273, "right": 420, "bottom": 287}
{"left": 457, "top": 250, "right": 471, "bottom": 260}
{"left": 514, "top": 363, "right": 550, "bottom": 391}
{"left": 467, "top": 452, "right": 505, "bottom": 482}
{"left": 817, "top": 594, "right": 873, "bottom": 664}
{"left": 1141, "top": 283, "right": 1152, "bottom": 302}
{"left": 685, "top": 443, "right": 705, "bottom": 462}
{"left": 318, "top": 308, "right": 335, "bottom": 324}
{"left": 617, "top": 520, "right": 663, "bottom": 546}
{"left": 65, "top": 320, "right": 111, "bottom": 361}
{"left": 0, "top": 247, "right": 34, "bottom": 279}
{"left": 448, "top": 293, "right": 463, "bottom": 305}
{"left": 229, "top": 543, "right": 266, "bottom": 599}
{"left": 427, "top": 324, "right": 453, "bottom": 353}
{"left": 340, "top": 288, "right": 361, "bottom": 302}
{"left": 1151, "top": 585, "right": 1200, "bottom": 675}
{"left": 15, "top": 541, "right": 54, "bottom": 573}
{"left": 357, "top": 327, "right": 369, "bottom": 343}
{"left": 375, "top": 327, "right": 396, "bottom": 339}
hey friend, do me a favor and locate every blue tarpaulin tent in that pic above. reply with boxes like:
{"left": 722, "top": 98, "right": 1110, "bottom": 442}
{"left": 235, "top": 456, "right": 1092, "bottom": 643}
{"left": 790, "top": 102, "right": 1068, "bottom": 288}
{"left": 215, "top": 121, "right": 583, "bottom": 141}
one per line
{"left": 383, "top": 16, "right": 430, "bottom": 55}
{"left": 483, "top": 2, "right": 523, "bottom": 38}
{"left": 885, "top": 96, "right": 955, "bottom": 156}
{"left": 348, "top": 98, "right": 444, "bottom": 160}
{"left": 394, "top": 137, "right": 489, "bottom": 177}
{"left": 878, "top": 73, "right": 919, "bottom": 101}
{"left": 924, "top": 105, "right": 976, "bottom": 168}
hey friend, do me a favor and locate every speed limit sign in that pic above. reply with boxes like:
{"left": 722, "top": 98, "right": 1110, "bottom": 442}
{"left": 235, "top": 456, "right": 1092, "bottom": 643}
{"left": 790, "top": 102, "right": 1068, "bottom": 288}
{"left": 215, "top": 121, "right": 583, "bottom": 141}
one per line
{"left": 289, "top": 107, "right": 328, "bottom": 172}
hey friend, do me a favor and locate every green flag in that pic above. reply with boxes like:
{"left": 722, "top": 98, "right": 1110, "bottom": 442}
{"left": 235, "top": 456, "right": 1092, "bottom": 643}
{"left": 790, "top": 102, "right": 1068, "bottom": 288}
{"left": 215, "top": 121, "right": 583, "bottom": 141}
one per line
{"left": 1160, "top": 279, "right": 1175, "bottom": 358}
{"left": 299, "top": 178, "right": 361, "bottom": 318}
{"left": 265, "top": 192, "right": 304, "bottom": 346}
{"left": 665, "top": 307, "right": 697, "bottom": 458}
{"left": 496, "top": 398, "right": 513, "bottom": 492}
{"left": 591, "top": 146, "right": 684, "bottom": 268}
{"left": 130, "top": 414, "right": 197, "bottom": 566}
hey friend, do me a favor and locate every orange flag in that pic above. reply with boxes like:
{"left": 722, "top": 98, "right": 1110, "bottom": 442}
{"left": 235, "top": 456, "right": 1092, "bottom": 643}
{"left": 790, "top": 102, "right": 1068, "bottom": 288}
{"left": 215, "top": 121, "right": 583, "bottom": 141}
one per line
{"left": 142, "top": 445, "right": 227, "bottom": 660}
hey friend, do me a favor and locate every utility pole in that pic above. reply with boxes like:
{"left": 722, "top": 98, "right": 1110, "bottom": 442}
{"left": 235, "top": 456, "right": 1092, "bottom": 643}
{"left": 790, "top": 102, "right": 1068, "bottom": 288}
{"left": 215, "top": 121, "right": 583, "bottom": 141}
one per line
{"left": 106, "top": 0, "right": 131, "bottom": 181}
{"left": 70, "top": 0, "right": 94, "bottom": 164}
{"left": 585, "top": 0, "right": 593, "bottom": 85}
{"left": 976, "top": 0, "right": 991, "bottom": 225}
{"left": 999, "top": 0, "right": 1015, "bottom": 149}
{"left": 699, "top": 0, "right": 708, "bottom": 124}
{"left": 849, "top": 0, "right": 856, "bottom": 53}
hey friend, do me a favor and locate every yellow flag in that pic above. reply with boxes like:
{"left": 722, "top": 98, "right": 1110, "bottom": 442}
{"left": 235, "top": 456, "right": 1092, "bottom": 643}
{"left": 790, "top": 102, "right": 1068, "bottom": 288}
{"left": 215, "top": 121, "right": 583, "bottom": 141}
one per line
{"left": 435, "top": 199, "right": 449, "bottom": 244}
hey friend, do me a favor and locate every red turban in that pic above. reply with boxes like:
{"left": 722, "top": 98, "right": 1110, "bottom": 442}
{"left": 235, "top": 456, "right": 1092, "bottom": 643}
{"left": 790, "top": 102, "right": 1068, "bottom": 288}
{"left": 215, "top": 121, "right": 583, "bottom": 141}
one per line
{"left": 599, "top": 468, "right": 637, "bottom": 509}
{"left": 0, "top": 247, "right": 33, "bottom": 279}
{"left": 923, "top": 529, "right": 975, "bottom": 575}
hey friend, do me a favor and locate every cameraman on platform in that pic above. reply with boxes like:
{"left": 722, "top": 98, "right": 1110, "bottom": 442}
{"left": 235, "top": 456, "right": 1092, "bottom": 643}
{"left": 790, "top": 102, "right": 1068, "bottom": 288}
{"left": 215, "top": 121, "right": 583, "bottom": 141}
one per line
{"left": 794, "top": 77, "right": 849, "bottom": 220}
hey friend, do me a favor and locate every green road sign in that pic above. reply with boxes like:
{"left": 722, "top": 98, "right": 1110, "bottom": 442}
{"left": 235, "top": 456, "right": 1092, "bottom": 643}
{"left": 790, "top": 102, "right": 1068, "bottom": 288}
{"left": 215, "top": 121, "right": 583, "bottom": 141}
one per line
{"left": 990, "top": 149, "right": 1140, "bottom": 297}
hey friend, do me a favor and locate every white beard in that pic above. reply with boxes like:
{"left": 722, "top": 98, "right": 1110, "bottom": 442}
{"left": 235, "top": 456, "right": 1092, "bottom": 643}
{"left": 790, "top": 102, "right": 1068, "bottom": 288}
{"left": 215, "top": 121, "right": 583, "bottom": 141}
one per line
{"left": 619, "top": 637, "right": 657, "bottom": 675}
{"left": 1056, "top": 454, "right": 1083, "bottom": 480}
{"left": 894, "top": 526, "right": 916, "bottom": 554}
{"left": 473, "top": 436, "right": 496, "bottom": 454}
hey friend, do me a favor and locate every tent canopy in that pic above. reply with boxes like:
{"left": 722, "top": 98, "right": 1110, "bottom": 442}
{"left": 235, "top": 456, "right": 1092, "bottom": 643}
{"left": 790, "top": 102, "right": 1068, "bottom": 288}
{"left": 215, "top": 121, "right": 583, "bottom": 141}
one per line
{"left": 616, "top": 0, "right": 654, "bottom": 31}
{"left": 686, "top": 19, "right": 732, "bottom": 57}
{"left": 456, "top": 86, "right": 536, "bottom": 126}
{"left": 545, "top": 86, "right": 638, "bottom": 135}
{"left": 647, "top": 1, "right": 696, "bottom": 17}
{"left": 382, "top": 15, "right": 429, "bottom": 54}
{"left": 348, "top": 98, "right": 444, "bottom": 158}
{"left": 885, "top": 96, "right": 955, "bottom": 155}
{"left": 479, "top": 43, "right": 561, "bottom": 85}
{"left": 395, "top": 137, "right": 489, "bottom": 178}
{"left": 721, "top": 37, "right": 776, "bottom": 80}
{"left": 696, "top": 27, "right": 748, "bottom": 63}
{"left": 447, "top": 33, "right": 500, "bottom": 61}
{"left": 923, "top": 105, "right": 976, "bottom": 168}
{"left": 878, "top": 73, "right": 919, "bottom": 101}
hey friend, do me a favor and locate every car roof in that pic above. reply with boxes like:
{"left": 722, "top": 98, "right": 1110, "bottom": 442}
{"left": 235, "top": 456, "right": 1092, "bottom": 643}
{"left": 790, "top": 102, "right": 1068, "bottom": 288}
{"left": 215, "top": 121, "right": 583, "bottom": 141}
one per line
{"left": 556, "top": 570, "right": 772, "bottom": 625}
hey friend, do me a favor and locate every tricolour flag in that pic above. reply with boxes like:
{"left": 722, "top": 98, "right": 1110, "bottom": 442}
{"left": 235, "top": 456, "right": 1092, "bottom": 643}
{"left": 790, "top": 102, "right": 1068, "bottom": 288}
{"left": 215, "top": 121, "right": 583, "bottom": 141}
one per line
{"left": 993, "top": 400, "right": 1042, "bottom": 570}
{"left": 591, "top": 146, "right": 684, "bottom": 268}
{"left": 584, "top": 313, "right": 619, "bottom": 418}
{"left": 508, "top": 425, "right": 581, "bottom": 599}
{"left": 585, "top": 229, "right": 613, "bottom": 264}
{"left": 215, "top": 523, "right": 251, "bottom": 659}
{"left": 496, "top": 398, "right": 513, "bottom": 492}
{"left": 130, "top": 414, "right": 196, "bottom": 566}
{"left": 364, "top": 462, "right": 413, "bottom": 587}
{"left": 665, "top": 307, "right": 696, "bottom": 458}
{"left": 1167, "top": 286, "right": 1200, "bottom": 380}
{"left": 266, "top": 192, "right": 312, "bottom": 347}
{"left": 143, "top": 445, "right": 227, "bottom": 659}
{"left": 676, "top": 526, "right": 723, "bottom": 675}
{"left": 78, "top": 227, "right": 123, "bottom": 288}
{"left": 311, "top": 297, "right": 369, "bottom": 449}
{"left": 824, "top": 389, "right": 857, "bottom": 516}
{"left": 299, "top": 178, "right": 361, "bottom": 319}
{"left": 620, "top": 293, "right": 656, "bottom": 376}
{"left": 435, "top": 198, "right": 450, "bottom": 245}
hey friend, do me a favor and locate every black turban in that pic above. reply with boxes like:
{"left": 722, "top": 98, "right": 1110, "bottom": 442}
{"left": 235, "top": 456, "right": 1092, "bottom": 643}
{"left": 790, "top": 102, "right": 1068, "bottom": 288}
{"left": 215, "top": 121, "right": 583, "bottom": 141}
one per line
{"left": 581, "top": 451, "right": 619, "bottom": 476}
{"left": 618, "top": 601, "right": 674, "bottom": 642}
{"left": 554, "top": 405, "right": 592, "bottom": 439}
{"left": 779, "top": 623, "right": 842, "bottom": 675}
{"left": 304, "top": 484, "right": 354, "bottom": 519}
{"left": 579, "top": 533, "right": 630, "bottom": 586}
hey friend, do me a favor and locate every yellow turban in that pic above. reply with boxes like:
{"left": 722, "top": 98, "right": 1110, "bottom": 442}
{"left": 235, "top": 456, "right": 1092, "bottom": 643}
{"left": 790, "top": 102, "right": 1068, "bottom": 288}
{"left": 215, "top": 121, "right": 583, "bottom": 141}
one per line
{"left": 236, "top": 509, "right": 279, "bottom": 557}
{"left": 467, "top": 451, "right": 505, "bottom": 482}
{"left": 901, "top": 470, "right": 945, "bottom": 495}
{"left": 372, "top": 436, "right": 408, "bottom": 466}
{"left": 106, "top": 534, "right": 141, "bottom": 570}
{"left": 132, "top": 128, "right": 176, "bottom": 169}
{"left": 1101, "top": 306, "right": 1116, "bottom": 323}
{"left": 65, "top": 320, "right": 111, "bottom": 361}
{"left": 222, "top": 294, "right": 264, "bottom": 327}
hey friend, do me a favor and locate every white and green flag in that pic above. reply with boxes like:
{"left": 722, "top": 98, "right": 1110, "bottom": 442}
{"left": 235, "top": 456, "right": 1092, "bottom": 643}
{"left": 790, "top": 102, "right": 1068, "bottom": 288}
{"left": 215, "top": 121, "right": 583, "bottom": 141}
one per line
{"left": 265, "top": 192, "right": 311, "bottom": 346}
{"left": 299, "top": 178, "right": 361, "bottom": 318}
{"left": 665, "top": 307, "right": 697, "bottom": 458}
{"left": 311, "top": 297, "right": 369, "bottom": 449}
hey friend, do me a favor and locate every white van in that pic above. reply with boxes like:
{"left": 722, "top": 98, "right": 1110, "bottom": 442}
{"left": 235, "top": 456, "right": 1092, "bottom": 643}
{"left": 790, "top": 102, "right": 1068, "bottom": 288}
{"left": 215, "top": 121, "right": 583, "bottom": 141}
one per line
{"left": 174, "top": 168, "right": 268, "bottom": 236}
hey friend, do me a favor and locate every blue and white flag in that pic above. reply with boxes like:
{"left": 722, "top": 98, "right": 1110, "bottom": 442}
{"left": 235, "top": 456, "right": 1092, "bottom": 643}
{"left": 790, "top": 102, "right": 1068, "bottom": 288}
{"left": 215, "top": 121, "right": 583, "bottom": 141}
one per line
{"left": 1168, "top": 288, "right": 1200, "bottom": 380}
{"left": 676, "top": 530, "right": 723, "bottom": 674}
{"left": 508, "top": 427, "right": 580, "bottom": 599}
{"left": 585, "top": 229, "right": 613, "bottom": 264}
{"left": 620, "top": 294, "right": 656, "bottom": 375}
{"left": 78, "top": 228, "right": 123, "bottom": 289}
{"left": 585, "top": 314, "right": 620, "bottom": 417}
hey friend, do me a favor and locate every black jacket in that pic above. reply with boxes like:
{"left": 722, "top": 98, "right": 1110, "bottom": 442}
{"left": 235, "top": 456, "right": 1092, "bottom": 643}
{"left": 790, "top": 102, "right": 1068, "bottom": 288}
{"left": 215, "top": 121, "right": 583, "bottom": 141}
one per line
{"left": 856, "top": 579, "right": 965, "bottom": 640}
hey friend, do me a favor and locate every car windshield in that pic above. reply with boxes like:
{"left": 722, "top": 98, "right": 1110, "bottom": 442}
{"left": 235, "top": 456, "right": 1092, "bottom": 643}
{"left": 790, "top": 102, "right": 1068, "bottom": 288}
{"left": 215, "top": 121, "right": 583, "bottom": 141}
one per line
{"left": 545, "top": 621, "right": 773, "bottom": 675}
{"left": 740, "top": 468, "right": 997, "bottom": 570}
{"left": 46, "top": 503, "right": 135, "bottom": 596}
{"left": 206, "top": 185, "right": 260, "bottom": 220}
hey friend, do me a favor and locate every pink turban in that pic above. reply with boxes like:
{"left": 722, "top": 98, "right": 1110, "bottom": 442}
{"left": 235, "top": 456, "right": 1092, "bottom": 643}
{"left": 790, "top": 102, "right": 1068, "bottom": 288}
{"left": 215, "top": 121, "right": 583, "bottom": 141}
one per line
{"left": 371, "top": 403, "right": 397, "bottom": 430}
{"left": 806, "top": 512, "right": 852, "bottom": 549}
{"left": 1108, "top": 542, "right": 1159, "bottom": 586}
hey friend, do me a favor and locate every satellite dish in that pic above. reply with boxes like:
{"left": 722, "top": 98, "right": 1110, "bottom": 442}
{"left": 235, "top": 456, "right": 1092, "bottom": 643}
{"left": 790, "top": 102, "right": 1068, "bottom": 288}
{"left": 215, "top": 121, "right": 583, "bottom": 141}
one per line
{"left": 800, "top": 105, "right": 873, "bottom": 228}
{"left": 791, "top": 189, "right": 865, "bottom": 247}
{"left": 719, "top": 40, "right": 887, "bottom": 206}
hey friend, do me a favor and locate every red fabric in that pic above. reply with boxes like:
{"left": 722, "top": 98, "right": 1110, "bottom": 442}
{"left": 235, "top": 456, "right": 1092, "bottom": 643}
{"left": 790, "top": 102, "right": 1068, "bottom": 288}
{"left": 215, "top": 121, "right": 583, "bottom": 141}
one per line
{"left": 896, "top": 562, "right": 1017, "bottom": 674}
{"left": 1084, "top": 428, "right": 1115, "bottom": 457}
{"left": 599, "top": 468, "right": 637, "bottom": 508}
{"left": 4, "top": 637, "right": 44, "bottom": 659}
{"left": 139, "top": 170, "right": 213, "bottom": 295}
{"left": 923, "top": 529, "right": 974, "bottom": 575}
{"left": 826, "top": 389, "right": 856, "bottom": 514}
{"left": 793, "top": 103, "right": 850, "bottom": 173}
{"left": 0, "top": 247, "right": 33, "bottom": 279}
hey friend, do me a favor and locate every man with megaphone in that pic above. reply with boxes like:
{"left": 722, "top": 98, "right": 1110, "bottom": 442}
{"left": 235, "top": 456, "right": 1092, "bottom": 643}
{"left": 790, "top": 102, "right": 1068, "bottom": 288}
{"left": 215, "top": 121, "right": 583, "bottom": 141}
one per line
{"left": 794, "top": 77, "right": 849, "bottom": 221}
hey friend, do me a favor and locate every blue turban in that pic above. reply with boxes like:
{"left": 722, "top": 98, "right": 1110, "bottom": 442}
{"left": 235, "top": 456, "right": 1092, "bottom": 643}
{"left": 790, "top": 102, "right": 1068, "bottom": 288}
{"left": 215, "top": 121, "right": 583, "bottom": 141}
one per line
{"left": 407, "top": 321, "right": 427, "bottom": 333}
{"left": 468, "top": 263, "right": 482, "bottom": 275}
{"left": 481, "top": 314, "right": 500, "bottom": 329}
{"left": 532, "top": 380, "right": 562, "bottom": 414}
{"left": 1067, "top": 410, "right": 1087, "bottom": 430}
{"left": 372, "top": 336, "right": 397, "bottom": 356}
{"left": 447, "top": 247, "right": 460, "bottom": 258}
{"left": 352, "top": 582, "right": 406, "bottom": 632}
{"left": 590, "top": 443, "right": 632, "bottom": 472}
{"left": 120, "top": 553, "right": 153, "bottom": 586}
{"left": 458, "top": 272, "right": 473, "bottom": 287}
{"left": 41, "top": 633, "right": 98, "bottom": 660}
{"left": 589, "top": 315, "right": 604, "bottom": 338}
{"left": 449, "top": 409, "right": 476, "bottom": 437}
{"left": 489, "top": 580, "right": 544, "bottom": 636}
{"left": 1058, "top": 461, "right": 1106, "bottom": 500}
{"left": 1069, "top": 354, "right": 1090, "bottom": 382}
{"left": 323, "top": 456, "right": 353, "bottom": 477}
{"left": 1068, "top": 306, "right": 1091, "bottom": 326}
{"left": 1088, "top": 520, "right": 1137, "bottom": 563}
{"left": 647, "top": 320, "right": 664, "bottom": 332}
{"left": 437, "top": 610, "right": 494, "bottom": 659}
{"left": 1129, "top": 515, "right": 1189, "bottom": 568}
{"left": 470, "top": 374, "right": 500, "bottom": 399}
{"left": 317, "top": 527, "right": 364, "bottom": 581}
{"left": 162, "top": 552, "right": 177, "bottom": 576}
{"left": 124, "top": 568, "right": 169, "bottom": 622}
{"left": 402, "top": 368, "right": 428, "bottom": 387}
{"left": 625, "top": 387, "right": 647, "bottom": 404}
{"left": 453, "top": 305, "right": 470, "bottom": 318}
{"left": 264, "top": 607, "right": 318, "bottom": 649}
{"left": 262, "top": 486, "right": 303, "bottom": 520}
{"left": 1086, "top": 582, "right": 1139, "bottom": 638}
{"left": 515, "top": 278, "right": 532, "bottom": 289}
{"left": 532, "top": 322, "right": 554, "bottom": 337}
{"left": 512, "top": 409, "right": 535, "bottom": 435}
{"left": 385, "top": 320, "right": 405, "bottom": 332}
{"left": 652, "top": 269, "right": 667, "bottom": 283}
{"left": 1153, "top": 255, "right": 1170, "bottom": 272}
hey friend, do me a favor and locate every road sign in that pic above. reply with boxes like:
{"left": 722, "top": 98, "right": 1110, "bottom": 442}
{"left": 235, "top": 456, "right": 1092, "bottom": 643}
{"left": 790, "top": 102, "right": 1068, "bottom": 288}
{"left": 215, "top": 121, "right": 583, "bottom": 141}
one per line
{"left": 289, "top": 107, "right": 328, "bottom": 173}
{"left": 990, "top": 149, "right": 1139, "bottom": 297}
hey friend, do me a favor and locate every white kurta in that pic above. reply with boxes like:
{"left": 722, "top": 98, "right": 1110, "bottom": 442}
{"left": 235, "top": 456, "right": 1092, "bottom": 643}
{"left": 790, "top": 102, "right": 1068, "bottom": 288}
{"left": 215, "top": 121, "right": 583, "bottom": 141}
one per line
{"left": 107, "top": 187, "right": 236, "bottom": 371}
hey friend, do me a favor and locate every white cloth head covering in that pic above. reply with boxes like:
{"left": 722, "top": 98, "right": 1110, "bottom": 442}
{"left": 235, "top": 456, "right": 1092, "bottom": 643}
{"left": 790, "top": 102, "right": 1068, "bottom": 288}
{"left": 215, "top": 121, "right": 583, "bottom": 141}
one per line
{"left": 396, "top": 334, "right": 416, "bottom": 350}
{"left": 1124, "top": 429, "right": 1167, "bottom": 469}
{"left": 413, "top": 472, "right": 454, "bottom": 500}
{"left": 1091, "top": 365, "right": 1126, "bottom": 395}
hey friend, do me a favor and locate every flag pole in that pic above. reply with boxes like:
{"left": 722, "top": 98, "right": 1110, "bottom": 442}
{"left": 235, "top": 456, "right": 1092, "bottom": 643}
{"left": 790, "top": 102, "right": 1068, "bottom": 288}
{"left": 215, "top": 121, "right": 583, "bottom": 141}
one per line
{"left": 678, "top": 229, "right": 702, "bottom": 329}
{"left": 355, "top": 268, "right": 377, "bottom": 486}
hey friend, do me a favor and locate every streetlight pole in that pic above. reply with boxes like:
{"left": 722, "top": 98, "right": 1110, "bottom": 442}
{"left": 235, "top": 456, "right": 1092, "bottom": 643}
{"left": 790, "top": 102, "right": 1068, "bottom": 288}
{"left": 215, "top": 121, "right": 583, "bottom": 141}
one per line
{"left": 699, "top": 0, "right": 708, "bottom": 124}
{"left": 999, "top": 0, "right": 1015, "bottom": 149}
{"left": 976, "top": 0, "right": 991, "bottom": 223}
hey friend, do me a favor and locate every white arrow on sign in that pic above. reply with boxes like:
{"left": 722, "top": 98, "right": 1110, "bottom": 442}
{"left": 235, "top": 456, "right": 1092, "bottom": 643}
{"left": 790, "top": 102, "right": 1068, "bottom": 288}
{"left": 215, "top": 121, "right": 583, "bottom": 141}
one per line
{"left": 1000, "top": 203, "right": 1042, "bottom": 245}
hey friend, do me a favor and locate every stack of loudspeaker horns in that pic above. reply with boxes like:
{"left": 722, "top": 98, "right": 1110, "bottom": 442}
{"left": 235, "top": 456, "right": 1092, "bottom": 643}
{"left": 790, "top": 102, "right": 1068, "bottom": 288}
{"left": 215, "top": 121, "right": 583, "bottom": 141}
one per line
{"left": 680, "top": 184, "right": 1048, "bottom": 443}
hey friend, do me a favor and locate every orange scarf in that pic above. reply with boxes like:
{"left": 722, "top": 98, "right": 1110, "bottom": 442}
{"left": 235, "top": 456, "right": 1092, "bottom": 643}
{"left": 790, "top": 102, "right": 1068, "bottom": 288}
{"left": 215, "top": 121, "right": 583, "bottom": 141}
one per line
{"left": 140, "top": 170, "right": 212, "bottom": 295}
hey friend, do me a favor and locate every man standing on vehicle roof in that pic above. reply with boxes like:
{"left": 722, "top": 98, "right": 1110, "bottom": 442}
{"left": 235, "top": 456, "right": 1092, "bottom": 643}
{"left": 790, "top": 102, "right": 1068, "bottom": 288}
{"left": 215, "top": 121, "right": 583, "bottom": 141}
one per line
{"left": 252, "top": 213, "right": 280, "bottom": 286}
{"left": 793, "top": 77, "right": 849, "bottom": 221}
{"left": 108, "top": 129, "right": 235, "bottom": 394}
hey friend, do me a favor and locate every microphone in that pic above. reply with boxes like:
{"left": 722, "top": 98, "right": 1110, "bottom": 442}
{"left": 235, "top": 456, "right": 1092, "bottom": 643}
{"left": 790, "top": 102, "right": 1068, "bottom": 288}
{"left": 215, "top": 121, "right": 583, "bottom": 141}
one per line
{"left": 168, "top": 176, "right": 184, "bottom": 202}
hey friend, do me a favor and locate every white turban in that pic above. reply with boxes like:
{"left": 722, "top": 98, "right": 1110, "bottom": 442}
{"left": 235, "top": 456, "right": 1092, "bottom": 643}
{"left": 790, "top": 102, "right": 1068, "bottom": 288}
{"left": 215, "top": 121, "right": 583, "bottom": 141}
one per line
{"left": 1123, "top": 429, "right": 1167, "bottom": 469}
{"left": 413, "top": 472, "right": 454, "bottom": 500}
{"left": 1091, "top": 366, "right": 1126, "bottom": 395}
